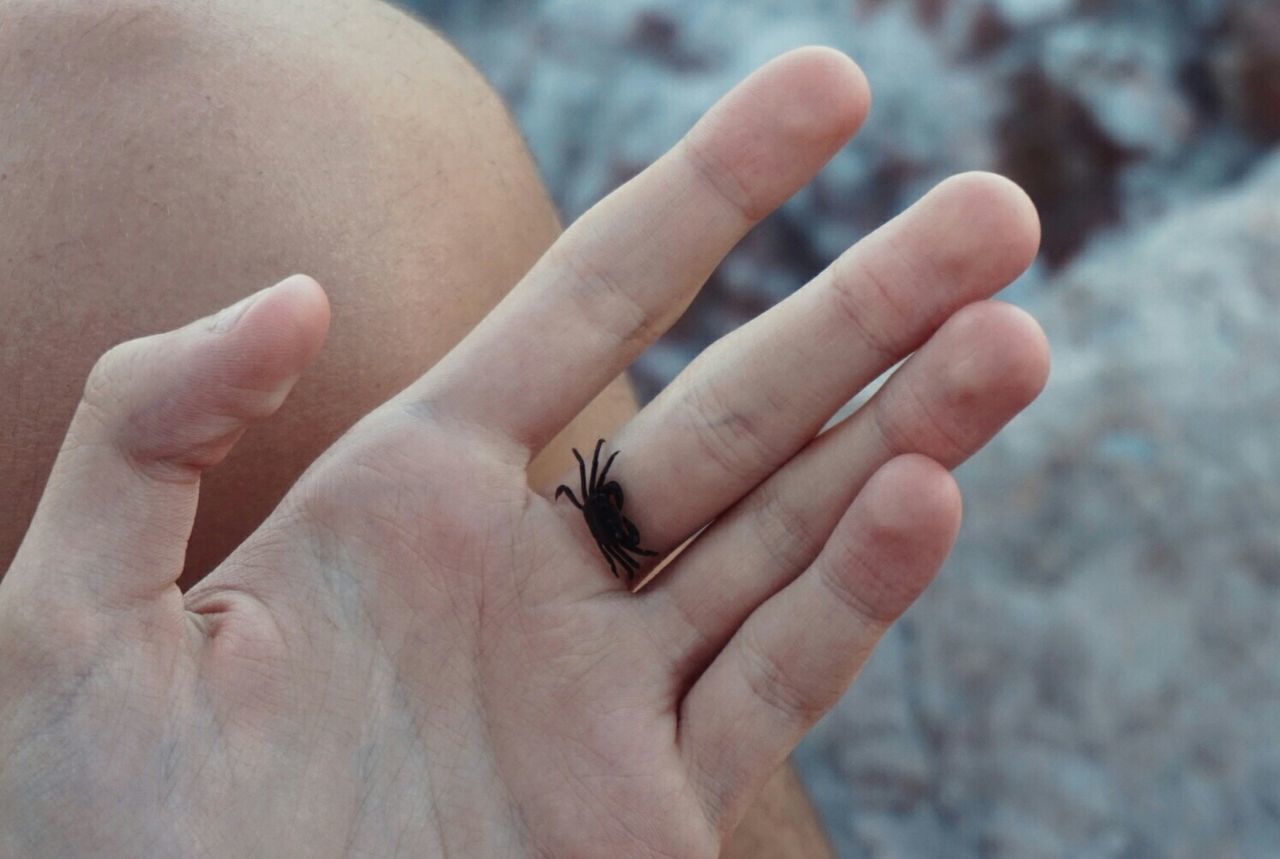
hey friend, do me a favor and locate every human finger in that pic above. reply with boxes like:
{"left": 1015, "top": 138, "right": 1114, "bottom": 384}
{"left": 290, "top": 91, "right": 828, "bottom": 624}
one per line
{"left": 3, "top": 275, "right": 329, "bottom": 610}
{"left": 400, "top": 47, "right": 870, "bottom": 454}
{"left": 566, "top": 173, "right": 1037, "bottom": 580}
{"left": 641, "top": 300, "right": 1047, "bottom": 671}
{"left": 677, "top": 454, "right": 961, "bottom": 837}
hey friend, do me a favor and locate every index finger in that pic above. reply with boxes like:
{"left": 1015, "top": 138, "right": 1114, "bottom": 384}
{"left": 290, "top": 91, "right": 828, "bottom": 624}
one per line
{"left": 402, "top": 47, "right": 871, "bottom": 456}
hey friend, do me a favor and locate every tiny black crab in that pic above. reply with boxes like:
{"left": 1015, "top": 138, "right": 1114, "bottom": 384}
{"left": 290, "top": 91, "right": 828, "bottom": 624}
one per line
{"left": 555, "top": 439, "right": 658, "bottom": 581}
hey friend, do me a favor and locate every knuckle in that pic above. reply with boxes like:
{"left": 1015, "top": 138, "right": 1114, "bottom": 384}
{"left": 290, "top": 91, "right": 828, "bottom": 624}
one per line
{"left": 821, "top": 534, "right": 913, "bottom": 627}
{"left": 679, "top": 376, "right": 780, "bottom": 485}
{"left": 874, "top": 374, "right": 971, "bottom": 465}
{"left": 678, "top": 135, "right": 764, "bottom": 223}
{"left": 747, "top": 481, "right": 823, "bottom": 575}
{"left": 72, "top": 339, "right": 154, "bottom": 457}
{"left": 77, "top": 335, "right": 229, "bottom": 483}
{"left": 739, "top": 626, "right": 822, "bottom": 724}
{"left": 553, "top": 243, "right": 657, "bottom": 352}
{"left": 826, "top": 256, "right": 903, "bottom": 364}
{"left": 82, "top": 339, "right": 146, "bottom": 411}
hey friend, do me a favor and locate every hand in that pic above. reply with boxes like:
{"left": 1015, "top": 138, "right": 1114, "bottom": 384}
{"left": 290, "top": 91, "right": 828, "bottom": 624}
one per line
{"left": 0, "top": 48, "right": 1047, "bottom": 857}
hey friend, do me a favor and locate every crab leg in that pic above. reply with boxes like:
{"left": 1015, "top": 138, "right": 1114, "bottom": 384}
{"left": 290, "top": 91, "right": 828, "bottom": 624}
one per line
{"left": 588, "top": 438, "right": 605, "bottom": 492}
{"left": 554, "top": 486, "right": 584, "bottom": 509}
{"left": 571, "top": 446, "right": 590, "bottom": 499}
{"left": 596, "top": 541, "right": 622, "bottom": 578}
{"left": 596, "top": 449, "right": 621, "bottom": 487}
{"left": 603, "top": 541, "right": 638, "bottom": 579}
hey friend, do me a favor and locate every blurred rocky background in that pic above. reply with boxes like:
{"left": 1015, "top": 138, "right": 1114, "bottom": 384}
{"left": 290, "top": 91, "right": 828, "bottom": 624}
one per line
{"left": 404, "top": 1, "right": 1280, "bottom": 855}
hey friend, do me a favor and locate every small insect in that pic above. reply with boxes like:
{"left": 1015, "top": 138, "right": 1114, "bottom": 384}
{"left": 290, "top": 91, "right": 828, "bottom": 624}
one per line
{"left": 555, "top": 438, "right": 658, "bottom": 581}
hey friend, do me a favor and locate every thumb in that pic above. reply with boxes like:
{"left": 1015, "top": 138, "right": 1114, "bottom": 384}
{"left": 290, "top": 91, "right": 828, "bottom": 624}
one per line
{"left": 6, "top": 274, "right": 329, "bottom": 610}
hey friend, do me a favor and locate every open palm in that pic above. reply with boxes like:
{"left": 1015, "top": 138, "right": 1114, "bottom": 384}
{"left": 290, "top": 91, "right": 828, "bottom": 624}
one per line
{"left": 0, "top": 48, "right": 1048, "bottom": 857}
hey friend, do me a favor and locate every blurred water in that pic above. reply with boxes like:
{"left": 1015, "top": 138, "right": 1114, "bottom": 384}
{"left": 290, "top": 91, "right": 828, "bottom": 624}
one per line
{"left": 404, "top": 1, "right": 1280, "bottom": 855}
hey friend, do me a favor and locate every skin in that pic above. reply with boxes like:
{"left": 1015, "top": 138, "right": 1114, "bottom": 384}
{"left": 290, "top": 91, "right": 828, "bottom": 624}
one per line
{"left": 0, "top": 0, "right": 620, "bottom": 580}
{"left": 0, "top": 1, "right": 831, "bottom": 851}
{"left": 0, "top": 3, "right": 1051, "bottom": 857}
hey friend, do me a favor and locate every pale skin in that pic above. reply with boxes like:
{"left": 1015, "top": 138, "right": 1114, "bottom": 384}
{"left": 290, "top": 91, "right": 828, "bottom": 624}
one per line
{"left": 0, "top": 21, "right": 1050, "bottom": 859}
{"left": 0, "top": 1, "right": 835, "bottom": 852}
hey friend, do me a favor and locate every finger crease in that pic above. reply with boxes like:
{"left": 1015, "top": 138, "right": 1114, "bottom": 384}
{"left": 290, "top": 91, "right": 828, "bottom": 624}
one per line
{"left": 819, "top": 546, "right": 900, "bottom": 629}
{"left": 739, "top": 625, "right": 822, "bottom": 724}
{"left": 677, "top": 136, "right": 762, "bottom": 224}
{"left": 749, "top": 481, "right": 821, "bottom": 577}
{"left": 554, "top": 244, "right": 658, "bottom": 352}
{"left": 681, "top": 379, "right": 780, "bottom": 485}
{"left": 826, "top": 261, "right": 901, "bottom": 365}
